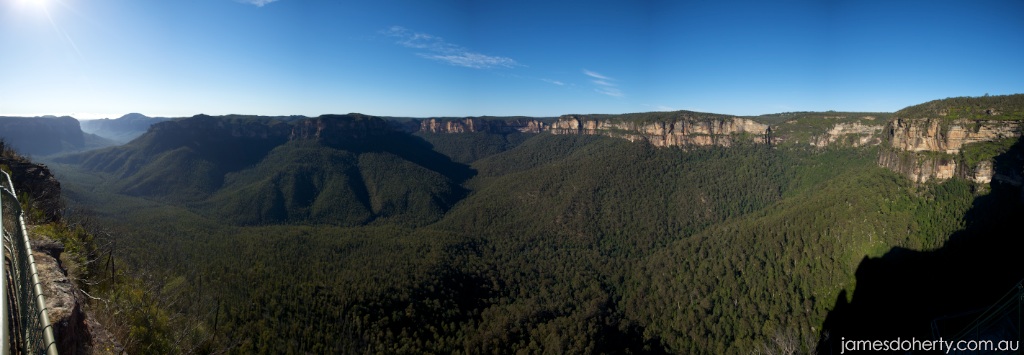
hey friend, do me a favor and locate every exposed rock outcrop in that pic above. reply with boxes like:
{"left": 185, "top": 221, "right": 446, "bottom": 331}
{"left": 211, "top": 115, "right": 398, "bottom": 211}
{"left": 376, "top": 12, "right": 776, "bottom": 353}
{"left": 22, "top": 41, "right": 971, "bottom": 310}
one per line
{"left": 810, "top": 122, "right": 883, "bottom": 147}
{"left": 878, "top": 118, "right": 1022, "bottom": 184}
{"left": 972, "top": 160, "right": 994, "bottom": 185}
{"left": 412, "top": 114, "right": 771, "bottom": 148}
{"left": 888, "top": 118, "right": 1021, "bottom": 154}
{"left": 418, "top": 118, "right": 547, "bottom": 134}
{"left": 548, "top": 115, "right": 769, "bottom": 148}
{"left": 30, "top": 234, "right": 123, "bottom": 355}
{"left": 876, "top": 149, "right": 958, "bottom": 183}
{"left": 0, "top": 155, "right": 63, "bottom": 222}
{"left": 32, "top": 237, "right": 90, "bottom": 354}
{"left": 149, "top": 114, "right": 292, "bottom": 141}
{"left": 289, "top": 114, "right": 392, "bottom": 142}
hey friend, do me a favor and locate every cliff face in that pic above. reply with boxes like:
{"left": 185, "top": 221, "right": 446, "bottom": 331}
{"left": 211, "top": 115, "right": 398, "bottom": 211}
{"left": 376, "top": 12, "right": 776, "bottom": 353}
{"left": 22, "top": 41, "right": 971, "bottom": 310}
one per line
{"left": 548, "top": 115, "right": 769, "bottom": 147}
{"left": 889, "top": 118, "right": 1021, "bottom": 154}
{"left": 289, "top": 114, "right": 392, "bottom": 143}
{"left": 144, "top": 114, "right": 393, "bottom": 144}
{"left": 414, "top": 114, "right": 771, "bottom": 148}
{"left": 810, "top": 122, "right": 883, "bottom": 147}
{"left": 878, "top": 118, "right": 1022, "bottom": 184}
{"left": 0, "top": 155, "right": 63, "bottom": 222}
{"left": 32, "top": 236, "right": 91, "bottom": 355}
{"left": 0, "top": 116, "right": 86, "bottom": 156}
{"left": 150, "top": 115, "right": 292, "bottom": 141}
{"left": 418, "top": 118, "right": 546, "bottom": 134}
{"left": 876, "top": 149, "right": 958, "bottom": 183}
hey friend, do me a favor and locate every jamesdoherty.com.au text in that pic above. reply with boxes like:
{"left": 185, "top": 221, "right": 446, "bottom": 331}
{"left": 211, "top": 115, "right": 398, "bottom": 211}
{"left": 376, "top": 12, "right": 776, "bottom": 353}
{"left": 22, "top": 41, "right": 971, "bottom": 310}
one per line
{"left": 841, "top": 337, "right": 1019, "bottom": 354}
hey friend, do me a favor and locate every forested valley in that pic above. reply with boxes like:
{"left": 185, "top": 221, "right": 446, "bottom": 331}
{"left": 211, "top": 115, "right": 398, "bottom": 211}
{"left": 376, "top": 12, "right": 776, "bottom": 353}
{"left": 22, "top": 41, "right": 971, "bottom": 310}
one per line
{"left": 33, "top": 98, "right": 1024, "bottom": 354}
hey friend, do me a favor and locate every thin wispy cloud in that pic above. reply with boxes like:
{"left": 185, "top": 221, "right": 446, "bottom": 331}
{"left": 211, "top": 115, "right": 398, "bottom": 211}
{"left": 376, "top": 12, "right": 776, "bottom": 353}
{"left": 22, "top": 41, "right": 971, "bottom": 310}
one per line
{"left": 240, "top": 0, "right": 278, "bottom": 7}
{"left": 583, "top": 69, "right": 623, "bottom": 97}
{"left": 542, "top": 78, "right": 565, "bottom": 86}
{"left": 583, "top": 69, "right": 611, "bottom": 81}
{"left": 383, "top": 26, "right": 520, "bottom": 69}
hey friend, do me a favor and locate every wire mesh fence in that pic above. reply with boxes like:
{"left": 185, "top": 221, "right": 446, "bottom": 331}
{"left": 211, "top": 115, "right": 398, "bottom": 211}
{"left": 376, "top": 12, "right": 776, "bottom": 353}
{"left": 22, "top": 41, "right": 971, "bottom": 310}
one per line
{"left": 2, "top": 171, "right": 58, "bottom": 355}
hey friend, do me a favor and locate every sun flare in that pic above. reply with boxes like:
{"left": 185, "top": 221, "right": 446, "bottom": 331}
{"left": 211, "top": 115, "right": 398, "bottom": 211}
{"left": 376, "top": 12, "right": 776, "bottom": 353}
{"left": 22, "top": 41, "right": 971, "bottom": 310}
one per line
{"left": 20, "top": 0, "right": 47, "bottom": 8}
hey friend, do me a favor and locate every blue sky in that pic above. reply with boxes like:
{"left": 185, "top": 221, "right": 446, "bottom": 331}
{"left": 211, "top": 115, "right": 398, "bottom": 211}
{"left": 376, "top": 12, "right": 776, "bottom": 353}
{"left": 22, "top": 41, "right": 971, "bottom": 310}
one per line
{"left": 1, "top": 0, "right": 1022, "bottom": 119}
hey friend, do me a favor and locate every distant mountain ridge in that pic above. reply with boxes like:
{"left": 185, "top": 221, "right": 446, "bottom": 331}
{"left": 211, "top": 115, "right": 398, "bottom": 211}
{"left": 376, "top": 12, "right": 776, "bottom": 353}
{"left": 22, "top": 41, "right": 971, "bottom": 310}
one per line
{"left": 54, "top": 94, "right": 1024, "bottom": 225}
{"left": 79, "top": 113, "right": 174, "bottom": 144}
{"left": 0, "top": 115, "right": 114, "bottom": 156}
{"left": 60, "top": 114, "right": 471, "bottom": 226}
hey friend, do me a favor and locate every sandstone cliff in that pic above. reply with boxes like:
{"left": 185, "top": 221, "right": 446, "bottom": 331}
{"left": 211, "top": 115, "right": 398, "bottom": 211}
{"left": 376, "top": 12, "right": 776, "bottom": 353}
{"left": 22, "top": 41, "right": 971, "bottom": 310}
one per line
{"left": 418, "top": 117, "right": 547, "bottom": 134}
{"left": 548, "top": 114, "right": 770, "bottom": 148}
{"left": 810, "top": 122, "right": 883, "bottom": 147}
{"left": 0, "top": 152, "right": 63, "bottom": 222}
{"left": 878, "top": 118, "right": 1022, "bottom": 184}
{"left": 888, "top": 118, "right": 1021, "bottom": 154}
{"left": 410, "top": 112, "right": 773, "bottom": 148}
{"left": 289, "top": 114, "right": 392, "bottom": 143}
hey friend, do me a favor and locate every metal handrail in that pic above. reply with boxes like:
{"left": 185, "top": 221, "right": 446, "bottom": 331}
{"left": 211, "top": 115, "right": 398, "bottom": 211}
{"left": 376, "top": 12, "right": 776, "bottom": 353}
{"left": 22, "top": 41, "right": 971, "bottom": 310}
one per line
{"left": 949, "top": 279, "right": 1023, "bottom": 345}
{"left": 1, "top": 170, "right": 58, "bottom": 355}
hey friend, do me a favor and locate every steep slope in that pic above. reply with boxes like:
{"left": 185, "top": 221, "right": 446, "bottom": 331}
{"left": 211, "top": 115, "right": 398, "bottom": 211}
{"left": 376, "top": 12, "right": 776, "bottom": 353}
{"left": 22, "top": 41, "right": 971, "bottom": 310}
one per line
{"left": 623, "top": 157, "right": 973, "bottom": 353}
{"left": 59, "top": 113, "right": 470, "bottom": 226}
{"left": 62, "top": 115, "right": 290, "bottom": 200}
{"left": 877, "top": 94, "right": 1024, "bottom": 183}
{"left": 819, "top": 135, "right": 1024, "bottom": 354}
{"left": 205, "top": 142, "right": 464, "bottom": 226}
{"left": 416, "top": 116, "right": 549, "bottom": 134}
{"left": 754, "top": 112, "right": 889, "bottom": 147}
{"left": 549, "top": 111, "right": 770, "bottom": 147}
{"left": 397, "top": 111, "right": 895, "bottom": 153}
{"left": 0, "top": 147, "right": 118, "bottom": 354}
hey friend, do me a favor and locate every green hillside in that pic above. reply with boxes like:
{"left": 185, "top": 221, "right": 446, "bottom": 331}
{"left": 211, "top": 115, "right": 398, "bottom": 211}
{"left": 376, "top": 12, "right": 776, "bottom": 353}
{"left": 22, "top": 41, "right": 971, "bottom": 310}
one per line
{"left": 204, "top": 141, "right": 464, "bottom": 226}
{"left": 895, "top": 94, "right": 1024, "bottom": 120}
{"left": 47, "top": 100, "right": 1024, "bottom": 353}
{"left": 58, "top": 114, "right": 470, "bottom": 225}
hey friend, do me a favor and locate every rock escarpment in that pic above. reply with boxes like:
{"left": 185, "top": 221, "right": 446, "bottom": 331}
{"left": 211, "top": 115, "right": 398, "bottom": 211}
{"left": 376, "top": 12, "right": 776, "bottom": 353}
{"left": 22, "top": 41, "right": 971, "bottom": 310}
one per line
{"left": 0, "top": 116, "right": 86, "bottom": 156}
{"left": 888, "top": 118, "right": 1021, "bottom": 154}
{"left": 414, "top": 113, "right": 773, "bottom": 148}
{"left": 0, "top": 153, "right": 63, "bottom": 222}
{"left": 418, "top": 117, "right": 546, "bottom": 134}
{"left": 1, "top": 150, "right": 117, "bottom": 354}
{"left": 32, "top": 236, "right": 91, "bottom": 355}
{"left": 878, "top": 118, "right": 1022, "bottom": 184}
{"left": 810, "top": 122, "right": 883, "bottom": 147}
{"left": 877, "top": 149, "right": 959, "bottom": 183}
{"left": 289, "top": 114, "right": 394, "bottom": 147}
{"left": 548, "top": 114, "right": 770, "bottom": 148}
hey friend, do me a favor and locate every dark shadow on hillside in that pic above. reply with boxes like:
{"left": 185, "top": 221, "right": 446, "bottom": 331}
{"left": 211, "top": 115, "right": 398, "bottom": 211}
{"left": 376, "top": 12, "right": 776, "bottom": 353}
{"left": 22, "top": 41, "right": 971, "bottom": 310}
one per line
{"left": 817, "top": 136, "right": 1024, "bottom": 354}
{"left": 318, "top": 128, "right": 477, "bottom": 185}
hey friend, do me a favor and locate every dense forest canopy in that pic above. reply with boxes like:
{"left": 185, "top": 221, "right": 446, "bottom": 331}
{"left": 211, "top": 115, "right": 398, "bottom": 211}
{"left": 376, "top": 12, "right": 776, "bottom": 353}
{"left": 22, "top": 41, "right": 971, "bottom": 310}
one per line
{"left": 895, "top": 94, "right": 1024, "bottom": 120}
{"left": 33, "top": 94, "right": 1023, "bottom": 354}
